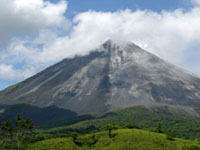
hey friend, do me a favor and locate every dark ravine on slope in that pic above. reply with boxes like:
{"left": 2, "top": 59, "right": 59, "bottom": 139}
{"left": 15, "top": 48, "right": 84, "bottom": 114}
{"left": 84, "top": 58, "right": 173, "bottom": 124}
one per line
{"left": 1, "top": 40, "right": 200, "bottom": 126}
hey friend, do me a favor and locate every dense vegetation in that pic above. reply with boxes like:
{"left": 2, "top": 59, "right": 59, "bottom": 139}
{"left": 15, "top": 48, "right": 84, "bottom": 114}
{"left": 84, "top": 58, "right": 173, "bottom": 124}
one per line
{"left": 2, "top": 106, "right": 200, "bottom": 149}
{"left": 0, "top": 104, "right": 94, "bottom": 129}
{"left": 0, "top": 114, "right": 35, "bottom": 150}
{"left": 2, "top": 104, "right": 200, "bottom": 140}
{"left": 49, "top": 106, "right": 200, "bottom": 139}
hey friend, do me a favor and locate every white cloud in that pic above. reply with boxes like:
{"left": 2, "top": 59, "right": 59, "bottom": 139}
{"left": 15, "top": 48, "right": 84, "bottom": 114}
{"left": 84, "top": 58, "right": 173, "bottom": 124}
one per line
{"left": 23, "top": 7, "right": 200, "bottom": 66}
{"left": 0, "top": 0, "right": 69, "bottom": 47}
{"left": 0, "top": 0, "right": 69, "bottom": 82}
{"left": 1, "top": 0, "right": 200, "bottom": 85}
{"left": 0, "top": 64, "right": 35, "bottom": 80}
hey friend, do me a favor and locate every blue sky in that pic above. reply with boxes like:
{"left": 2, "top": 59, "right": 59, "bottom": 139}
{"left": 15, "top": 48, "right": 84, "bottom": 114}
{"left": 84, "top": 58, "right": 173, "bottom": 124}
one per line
{"left": 0, "top": 0, "right": 200, "bottom": 90}
{"left": 65, "top": 0, "right": 191, "bottom": 15}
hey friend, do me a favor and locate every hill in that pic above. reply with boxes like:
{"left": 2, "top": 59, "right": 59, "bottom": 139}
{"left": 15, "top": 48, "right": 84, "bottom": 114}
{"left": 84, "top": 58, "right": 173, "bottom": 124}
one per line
{"left": 28, "top": 129, "right": 200, "bottom": 150}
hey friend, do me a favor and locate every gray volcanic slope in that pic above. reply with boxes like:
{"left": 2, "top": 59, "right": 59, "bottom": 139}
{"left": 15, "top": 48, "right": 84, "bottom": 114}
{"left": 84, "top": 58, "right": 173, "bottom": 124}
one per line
{"left": 1, "top": 40, "right": 200, "bottom": 115}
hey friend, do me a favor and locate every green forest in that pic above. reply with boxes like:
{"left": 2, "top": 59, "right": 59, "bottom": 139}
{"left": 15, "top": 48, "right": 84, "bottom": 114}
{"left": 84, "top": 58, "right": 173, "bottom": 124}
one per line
{"left": 1, "top": 106, "right": 200, "bottom": 150}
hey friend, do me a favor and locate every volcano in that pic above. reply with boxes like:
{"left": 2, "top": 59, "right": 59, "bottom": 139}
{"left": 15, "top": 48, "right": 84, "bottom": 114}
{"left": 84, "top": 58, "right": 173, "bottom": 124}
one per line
{"left": 1, "top": 40, "right": 200, "bottom": 115}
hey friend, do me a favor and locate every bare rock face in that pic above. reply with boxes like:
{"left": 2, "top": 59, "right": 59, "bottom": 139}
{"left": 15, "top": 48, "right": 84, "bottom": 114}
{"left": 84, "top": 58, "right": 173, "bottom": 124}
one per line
{"left": 1, "top": 40, "right": 200, "bottom": 115}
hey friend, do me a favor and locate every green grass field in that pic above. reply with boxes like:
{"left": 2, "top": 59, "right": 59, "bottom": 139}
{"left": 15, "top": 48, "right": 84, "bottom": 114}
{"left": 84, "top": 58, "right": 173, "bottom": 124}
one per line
{"left": 28, "top": 129, "right": 200, "bottom": 150}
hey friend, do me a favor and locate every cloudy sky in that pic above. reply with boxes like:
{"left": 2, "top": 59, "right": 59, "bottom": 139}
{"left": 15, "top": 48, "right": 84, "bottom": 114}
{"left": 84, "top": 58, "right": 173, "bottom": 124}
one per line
{"left": 0, "top": 0, "right": 200, "bottom": 90}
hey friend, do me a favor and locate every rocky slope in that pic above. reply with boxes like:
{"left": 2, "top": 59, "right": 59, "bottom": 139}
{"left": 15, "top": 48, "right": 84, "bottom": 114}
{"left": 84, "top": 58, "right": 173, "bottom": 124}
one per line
{"left": 1, "top": 40, "right": 200, "bottom": 115}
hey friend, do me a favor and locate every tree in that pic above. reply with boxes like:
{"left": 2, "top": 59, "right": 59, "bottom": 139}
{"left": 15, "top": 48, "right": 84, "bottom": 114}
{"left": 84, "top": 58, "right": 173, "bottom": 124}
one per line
{"left": 156, "top": 122, "right": 163, "bottom": 133}
{"left": 0, "top": 113, "right": 35, "bottom": 150}
{"left": 91, "top": 135, "right": 98, "bottom": 145}
{"left": 71, "top": 132, "right": 78, "bottom": 142}
{"left": 102, "top": 123, "right": 118, "bottom": 138}
{"left": 16, "top": 113, "right": 35, "bottom": 150}
{"left": 70, "top": 132, "right": 83, "bottom": 146}
{"left": 0, "top": 121, "right": 15, "bottom": 149}
{"left": 125, "top": 123, "right": 134, "bottom": 129}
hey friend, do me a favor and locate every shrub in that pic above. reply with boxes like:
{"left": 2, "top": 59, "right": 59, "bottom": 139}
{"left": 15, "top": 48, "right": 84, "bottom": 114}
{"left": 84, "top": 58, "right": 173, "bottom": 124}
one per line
{"left": 166, "top": 133, "right": 175, "bottom": 141}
